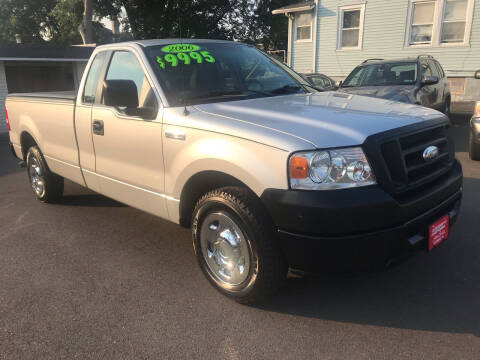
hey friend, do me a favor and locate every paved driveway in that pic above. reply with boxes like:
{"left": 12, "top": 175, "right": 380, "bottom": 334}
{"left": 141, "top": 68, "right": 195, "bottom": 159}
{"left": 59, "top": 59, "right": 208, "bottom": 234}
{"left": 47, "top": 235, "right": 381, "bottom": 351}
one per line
{"left": 0, "top": 119, "right": 479, "bottom": 359}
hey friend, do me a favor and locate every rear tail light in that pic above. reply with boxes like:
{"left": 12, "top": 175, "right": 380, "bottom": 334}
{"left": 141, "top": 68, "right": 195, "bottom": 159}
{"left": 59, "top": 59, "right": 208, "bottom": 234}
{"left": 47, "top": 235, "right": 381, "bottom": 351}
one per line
{"left": 474, "top": 101, "right": 480, "bottom": 117}
{"left": 5, "top": 107, "right": 10, "bottom": 131}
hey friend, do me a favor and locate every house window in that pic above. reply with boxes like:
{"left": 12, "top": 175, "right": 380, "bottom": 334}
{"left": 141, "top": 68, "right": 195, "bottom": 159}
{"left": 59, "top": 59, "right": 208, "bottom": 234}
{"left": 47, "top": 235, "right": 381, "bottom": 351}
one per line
{"left": 406, "top": 0, "right": 473, "bottom": 47}
{"left": 296, "top": 12, "right": 312, "bottom": 41}
{"left": 410, "top": 1, "right": 436, "bottom": 44}
{"left": 441, "top": 0, "right": 468, "bottom": 43}
{"left": 337, "top": 4, "right": 365, "bottom": 50}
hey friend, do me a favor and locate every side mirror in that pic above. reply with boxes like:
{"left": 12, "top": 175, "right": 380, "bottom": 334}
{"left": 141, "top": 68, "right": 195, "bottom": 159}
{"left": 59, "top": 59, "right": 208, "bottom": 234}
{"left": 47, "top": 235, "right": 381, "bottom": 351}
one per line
{"left": 335, "top": 80, "right": 343, "bottom": 88}
{"left": 475, "top": 70, "right": 480, "bottom": 79}
{"left": 421, "top": 75, "right": 439, "bottom": 85}
{"left": 103, "top": 80, "right": 138, "bottom": 109}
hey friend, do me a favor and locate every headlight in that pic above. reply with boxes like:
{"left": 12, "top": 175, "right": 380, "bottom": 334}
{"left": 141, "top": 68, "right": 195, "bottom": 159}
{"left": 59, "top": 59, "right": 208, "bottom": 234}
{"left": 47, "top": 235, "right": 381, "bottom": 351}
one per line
{"left": 289, "top": 147, "right": 376, "bottom": 190}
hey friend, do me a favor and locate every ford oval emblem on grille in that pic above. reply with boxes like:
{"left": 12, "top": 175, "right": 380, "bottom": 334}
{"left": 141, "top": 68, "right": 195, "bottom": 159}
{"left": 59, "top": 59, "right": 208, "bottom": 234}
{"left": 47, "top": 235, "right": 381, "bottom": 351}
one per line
{"left": 423, "top": 145, "right": 440, "bottom": 161}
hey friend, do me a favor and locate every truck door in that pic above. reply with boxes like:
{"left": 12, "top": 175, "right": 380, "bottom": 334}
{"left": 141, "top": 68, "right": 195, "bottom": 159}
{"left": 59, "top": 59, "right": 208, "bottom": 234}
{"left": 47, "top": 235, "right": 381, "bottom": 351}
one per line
{"left": 75, "top": 51, "right": 108, "bottom": 193}
{"left": 90, "top": 50, "right": 168, "bottom": 219}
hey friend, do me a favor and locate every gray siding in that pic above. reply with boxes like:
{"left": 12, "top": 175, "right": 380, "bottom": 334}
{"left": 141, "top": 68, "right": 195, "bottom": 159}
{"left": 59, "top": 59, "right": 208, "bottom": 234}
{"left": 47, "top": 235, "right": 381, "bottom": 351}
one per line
{"left": 0, "top": 61, "right": 7, "bottom": 133}
{"left": 292, "top": 41, "right": 314, "bottom": 72}
{"left": 290, "top": 0, "right": 480, "bottom": 78}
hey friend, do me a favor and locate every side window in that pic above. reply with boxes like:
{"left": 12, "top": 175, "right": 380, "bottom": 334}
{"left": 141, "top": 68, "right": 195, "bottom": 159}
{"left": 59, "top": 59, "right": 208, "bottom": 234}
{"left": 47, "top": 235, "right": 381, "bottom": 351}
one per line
{"left": 421, "top": 61, "right": 433, "bottom": 78}
{"left": 324, "top": 76, "right": 335, "bottom": 87}
{"left": 296, "top": 12, "right": 312, "bottom": 41}
{"left": 103, "top": 51, "right": 158, "bottom": 118}
{"left": 428, "top": 60, "right": 440, "bottom": 78}
{"left": 311, "top": 76, "right": 327, "bottom": 88}
{"left": 434, "top": 60, "right": 445, "bottom": 78}
{"left": 82, "top": 52, "right": 106, "bottom": 104}
{"left": 337, "top": 5, "right": 365, "bottom": 49}
{"left": 345, "top": 67, "right": 364, "bottom": 86}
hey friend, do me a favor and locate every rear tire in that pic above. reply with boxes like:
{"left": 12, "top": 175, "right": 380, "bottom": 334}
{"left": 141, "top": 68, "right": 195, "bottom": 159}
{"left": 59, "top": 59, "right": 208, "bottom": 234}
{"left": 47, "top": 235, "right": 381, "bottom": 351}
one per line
{"left": 469, "top": 132, "right": 480, "bottom": 161}
{"left": 192, "top": 186, "right": 287, "bottom": 304}
{"left": 26, "top": 146, "right": 64, "bottom": 203}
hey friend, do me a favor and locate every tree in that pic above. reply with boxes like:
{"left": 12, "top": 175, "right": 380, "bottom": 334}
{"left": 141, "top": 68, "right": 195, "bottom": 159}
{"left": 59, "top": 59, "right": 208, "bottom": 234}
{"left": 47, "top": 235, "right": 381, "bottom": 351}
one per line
{"left": 78, "top": 0, "right": 93, "bottom": 44}
{"left": 51, "top": 0, "right": 124, "bottom": 44}
{"left": 0, "top": 0, "right": 291, "bottom": 49}
{"left": 252, "top": 0, "right": 292, "bottom": 50}
{"left": 109, "top": 0, "right": 243, "bottom": 40}
{"left": 49, "top": 0, "right": 83, "bottom": 44}
{"left": 0, "top": 0, "right": 58, "bottom": 43}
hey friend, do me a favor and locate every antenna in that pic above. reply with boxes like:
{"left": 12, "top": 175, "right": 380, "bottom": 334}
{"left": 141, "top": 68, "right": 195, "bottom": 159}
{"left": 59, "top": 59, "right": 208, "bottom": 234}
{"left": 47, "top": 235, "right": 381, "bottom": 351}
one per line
{"left": 179, "top": 4, "right": 189, "bottom": 116}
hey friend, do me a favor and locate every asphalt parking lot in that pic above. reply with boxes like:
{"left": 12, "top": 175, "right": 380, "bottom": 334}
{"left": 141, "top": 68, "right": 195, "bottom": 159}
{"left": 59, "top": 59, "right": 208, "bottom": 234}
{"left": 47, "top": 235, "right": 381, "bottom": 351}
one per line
{"left": 0, "top": 117, "right": 479, "bottom": 359}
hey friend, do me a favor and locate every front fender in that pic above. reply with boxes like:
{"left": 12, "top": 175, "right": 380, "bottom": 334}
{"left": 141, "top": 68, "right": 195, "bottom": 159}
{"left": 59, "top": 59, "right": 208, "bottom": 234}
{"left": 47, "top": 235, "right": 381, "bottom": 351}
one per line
{"left": 164, "top": 127, "right": 290, "bottom": 200}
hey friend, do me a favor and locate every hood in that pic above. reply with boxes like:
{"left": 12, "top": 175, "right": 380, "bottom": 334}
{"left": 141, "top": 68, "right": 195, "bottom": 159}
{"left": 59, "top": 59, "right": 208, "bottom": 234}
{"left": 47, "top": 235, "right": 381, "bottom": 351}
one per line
{"left": 338, "top": 85, "right": 416, "bottom": 103}
{"left": 193, "top": 92, "right": 446, "bottom": 150}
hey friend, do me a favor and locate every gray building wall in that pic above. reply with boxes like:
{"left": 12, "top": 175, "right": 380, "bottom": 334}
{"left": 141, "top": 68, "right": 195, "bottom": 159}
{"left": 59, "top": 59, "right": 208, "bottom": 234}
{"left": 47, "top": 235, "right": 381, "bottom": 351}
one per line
{"left": 314, "top": 0, "right": 480, "bottom": 78}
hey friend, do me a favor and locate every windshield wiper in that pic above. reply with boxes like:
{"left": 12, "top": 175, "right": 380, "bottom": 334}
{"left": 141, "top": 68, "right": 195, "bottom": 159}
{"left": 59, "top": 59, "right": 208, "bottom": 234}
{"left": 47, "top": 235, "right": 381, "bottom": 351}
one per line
{"left": 301, "top": 83, "right": 324, "bottom": 92}
{"left": 269, "top": 84, "right": 305, "bottom": 94}
{"left": 244, "top": 89, "right": 274, "bottom": 97}
{"left": 186, "top": 90, "right": 248, "bottom": 102}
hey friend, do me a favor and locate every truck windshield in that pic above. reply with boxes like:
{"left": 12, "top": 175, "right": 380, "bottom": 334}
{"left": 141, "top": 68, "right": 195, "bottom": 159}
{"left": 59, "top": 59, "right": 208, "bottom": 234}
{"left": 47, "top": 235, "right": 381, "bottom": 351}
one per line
{"left": 342, "top": 63, "right": 418, "bottom": 87}
{"left": 145, "top": 42, "right": 314, "bottom": 106}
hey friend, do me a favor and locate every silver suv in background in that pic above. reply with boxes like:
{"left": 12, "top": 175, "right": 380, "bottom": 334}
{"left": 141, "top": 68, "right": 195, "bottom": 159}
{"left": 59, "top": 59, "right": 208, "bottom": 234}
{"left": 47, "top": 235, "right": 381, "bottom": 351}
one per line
{"left": 338, "top": 55, "right": 451, "bottom": 115}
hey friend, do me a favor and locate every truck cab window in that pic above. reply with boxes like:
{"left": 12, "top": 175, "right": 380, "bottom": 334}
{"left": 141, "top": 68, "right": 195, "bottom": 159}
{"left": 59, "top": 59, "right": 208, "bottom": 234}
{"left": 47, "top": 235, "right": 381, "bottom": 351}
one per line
{"left": 103, "top": 51, "right": 158, "bottom": 119}
{"left": 82, "top": 52, "right": 106, "bottom": 104}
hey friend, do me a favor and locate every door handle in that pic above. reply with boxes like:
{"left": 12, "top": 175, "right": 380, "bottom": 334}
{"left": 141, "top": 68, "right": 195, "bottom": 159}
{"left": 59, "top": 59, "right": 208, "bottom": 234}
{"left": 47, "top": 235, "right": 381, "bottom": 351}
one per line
{"left": 165, "top": 129, "right": 186, "bottom": 140}
{"left": 92, "top": 120, "right": 104, "bottom": 136}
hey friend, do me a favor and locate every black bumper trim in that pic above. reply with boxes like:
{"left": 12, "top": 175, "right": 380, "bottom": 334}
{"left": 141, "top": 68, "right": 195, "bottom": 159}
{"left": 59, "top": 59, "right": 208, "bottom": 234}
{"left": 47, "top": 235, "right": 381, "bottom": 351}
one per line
{"left": 261, "top": 160, "right": 462, "bottom": 237}
{"left": 277, "top": 188, "right": 461, "bottom": 241}
{"left": 276, "top": 189, "right": 461, "bottom": 271}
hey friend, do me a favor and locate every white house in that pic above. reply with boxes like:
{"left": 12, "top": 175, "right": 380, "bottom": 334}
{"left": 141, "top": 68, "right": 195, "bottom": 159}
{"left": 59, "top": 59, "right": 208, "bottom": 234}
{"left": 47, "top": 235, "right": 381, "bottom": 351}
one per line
{"left": 273, "top": 0, "right": 480, "bottom": 107}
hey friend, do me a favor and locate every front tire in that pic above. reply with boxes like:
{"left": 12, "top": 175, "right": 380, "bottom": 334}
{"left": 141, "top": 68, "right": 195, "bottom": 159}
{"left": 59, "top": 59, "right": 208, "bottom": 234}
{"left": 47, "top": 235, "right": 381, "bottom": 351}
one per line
{"left": 443, "top": 97, "right": 451, "bottom": 118}
{"left": 26, "top": 146, "right": 64, "bottom": 202}
{"left": 470, "top": 132, "right": 480, "bottom": 161}
{"left": 192, "top": 187, "right": 287, "bottom": 304}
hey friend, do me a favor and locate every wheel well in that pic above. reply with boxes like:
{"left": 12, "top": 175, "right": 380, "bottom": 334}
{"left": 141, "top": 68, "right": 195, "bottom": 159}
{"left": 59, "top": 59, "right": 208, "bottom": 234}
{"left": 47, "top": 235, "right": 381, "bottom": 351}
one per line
{"left": 20, "top": 132, "right": 37, "bottom": 160}
{"left": 179, "top": 171, "right": 248, "bottom": 228}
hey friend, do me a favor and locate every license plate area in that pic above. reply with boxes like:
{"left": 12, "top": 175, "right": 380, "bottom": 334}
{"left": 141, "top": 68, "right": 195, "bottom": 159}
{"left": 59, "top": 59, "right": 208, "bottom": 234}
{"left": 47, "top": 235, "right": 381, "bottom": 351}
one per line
{"left": 428, "top": 214, "right": 449, "bottom": 251}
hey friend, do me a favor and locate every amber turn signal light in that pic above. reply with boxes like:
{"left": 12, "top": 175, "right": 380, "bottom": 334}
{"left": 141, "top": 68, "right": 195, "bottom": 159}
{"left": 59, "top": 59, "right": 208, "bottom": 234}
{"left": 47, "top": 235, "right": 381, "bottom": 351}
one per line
{"left": 289, "top": 156, "right": 308, "bottom": 179}
{"left": 474, "top": 101, "right": 480, "bottom": 117}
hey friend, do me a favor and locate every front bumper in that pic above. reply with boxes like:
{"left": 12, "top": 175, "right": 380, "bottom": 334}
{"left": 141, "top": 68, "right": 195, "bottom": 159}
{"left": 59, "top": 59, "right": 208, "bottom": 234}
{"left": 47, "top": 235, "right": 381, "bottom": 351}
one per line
{"left": 261, "top": 160, "right": 462, "bottom": 271}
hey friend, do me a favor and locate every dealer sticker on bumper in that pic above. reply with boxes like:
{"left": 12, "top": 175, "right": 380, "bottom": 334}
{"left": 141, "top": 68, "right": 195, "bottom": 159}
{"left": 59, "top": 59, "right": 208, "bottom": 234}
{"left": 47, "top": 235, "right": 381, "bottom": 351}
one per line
{"left": 428, "top": 215, "right": 449, "bottom": 251}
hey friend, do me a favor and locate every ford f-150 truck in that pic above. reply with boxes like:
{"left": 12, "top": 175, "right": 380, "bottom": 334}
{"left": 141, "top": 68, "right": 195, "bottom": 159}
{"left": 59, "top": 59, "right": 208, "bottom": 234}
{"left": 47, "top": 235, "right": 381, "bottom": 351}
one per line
{"left": 5, "top": 40, "right": 462, "bottom": 304}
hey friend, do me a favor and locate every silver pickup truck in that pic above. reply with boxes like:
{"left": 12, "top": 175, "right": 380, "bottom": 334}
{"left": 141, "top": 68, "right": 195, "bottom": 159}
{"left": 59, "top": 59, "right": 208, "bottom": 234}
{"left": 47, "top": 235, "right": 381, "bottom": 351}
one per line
{"left": 5, "top": 39, "right": 462, "bottom": 304}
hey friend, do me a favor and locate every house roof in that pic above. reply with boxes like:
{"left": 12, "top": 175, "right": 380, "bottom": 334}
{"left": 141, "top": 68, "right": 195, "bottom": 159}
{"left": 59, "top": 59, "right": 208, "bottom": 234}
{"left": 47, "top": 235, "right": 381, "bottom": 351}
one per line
{"left": 272, "top": 1, "right": 315, "bottom": 14}
{"left": 0, "top": 44, "right": 95, "bottom": 61}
